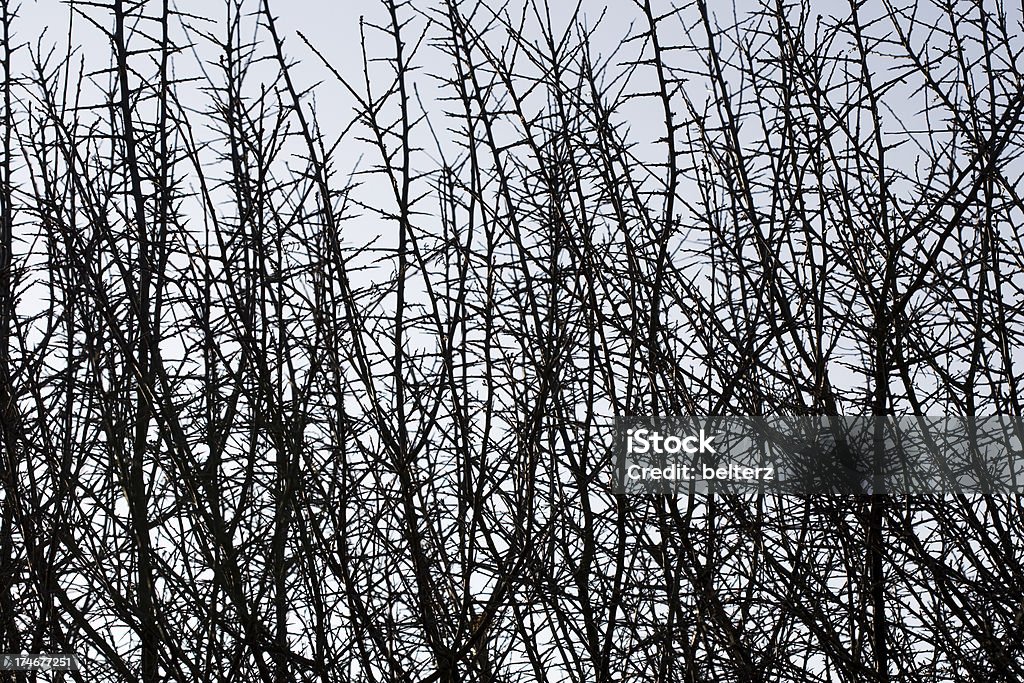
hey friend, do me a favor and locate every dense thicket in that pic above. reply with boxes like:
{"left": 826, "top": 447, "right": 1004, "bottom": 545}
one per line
{"left": 1, "top": 0, "right": 1023, "bottom": 681}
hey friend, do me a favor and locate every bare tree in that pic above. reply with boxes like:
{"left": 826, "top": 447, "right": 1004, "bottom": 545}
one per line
{"left": 1, "top": 0, "right": 1023, "bottom": 681}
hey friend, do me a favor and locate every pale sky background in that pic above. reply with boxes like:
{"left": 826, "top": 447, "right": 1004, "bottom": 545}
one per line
{"left": 2, "top": 1, "right": 1017, "bottom": 678}
{"left": 5, "top": 0, "right": 982, "bottom": 407}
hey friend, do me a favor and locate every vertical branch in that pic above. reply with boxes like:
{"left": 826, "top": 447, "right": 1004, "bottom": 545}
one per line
{"left": 847, "top": 3, "right": 891, "bottom": 679}
{"left": 112, "top": 0, "right": 159, "bottom": 677}
{"left": 0, "top": 0, "right": 21, "bottom": 665}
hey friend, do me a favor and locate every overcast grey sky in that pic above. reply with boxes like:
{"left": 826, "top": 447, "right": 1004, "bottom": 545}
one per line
{"left": 7, "top": 0, "right": 975, "bottom": 405}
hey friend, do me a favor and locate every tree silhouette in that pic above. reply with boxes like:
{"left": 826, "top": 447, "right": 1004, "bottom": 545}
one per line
{"left": 1, "top": 0, "right": 1023, "bottom": 681}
